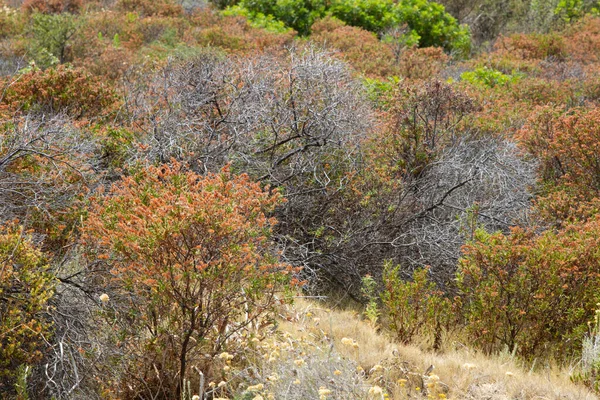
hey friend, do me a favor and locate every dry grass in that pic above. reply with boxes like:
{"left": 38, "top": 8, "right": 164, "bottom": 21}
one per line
{"left": 275, "top": 298, "right": 599, "bottom": 400}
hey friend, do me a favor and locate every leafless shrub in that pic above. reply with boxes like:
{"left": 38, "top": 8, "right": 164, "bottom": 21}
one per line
{"left": 0, "top": 114, "right": 96, "bottom": 234}
{"left": 391, "top": 138, "right": 537, "bottom": 284}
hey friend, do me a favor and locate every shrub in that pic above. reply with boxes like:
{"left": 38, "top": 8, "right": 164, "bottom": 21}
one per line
{"left": 116, "top": 0, "right": 183, "bottom": 17}
{"left": 185, "top": 10, "right": 294, "bottom": 53}
{"left": 493, "top": 32, "right": 567, "bottom": 61}
{"left": 82, "top": 162, "right": 294, "bottom": 398}
{"left": 458, "top": 224, "right": 600, "bottom": 359}
{"left": 0, "top": 116, "right": 97, "bottom": 254}
{"left": 22, "top": 0, "right": 82, "bottom": 14}
{"left": 0, "top": 222, "right": 55, "bottom": 396}
{"left": 27, "top": 12, "right": 78, "bottom": 67}
{"left": 233, "top": 0, "right": 471, "bottom": 53}
{"left": 311, "top": 17, "right": 397, "bottom": 77}
{"left": 234, "top": 0, "right": 326, "bottom": 35}
{"left": 328, "top": 0, "right": 395, "bottom": 33}
{"left": 397, "top": 46, "right": 448, "bottom": 79}
{"left": 517, "top": 106, "right": 600, "bottom": 197}
{"left": 381, "top": 262, "right": 454, "bottom": 349}
{"left": 1, "top": 64, "right": 119, "bottom": 118}
{"left": 461, "top": 66, "right": 522, "bottom": 88}
{"left": 394, "top": 0, "right": 471, "bottom": 56}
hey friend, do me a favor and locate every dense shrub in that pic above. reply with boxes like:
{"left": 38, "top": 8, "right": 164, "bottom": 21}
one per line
{"left": 1, "top": 65, "right": 118, "bottom": 118}
{"left": 185, "top": 10, "right": 294, "bottom": 53}
{"left": 0, "top": 222, "right": 55, "bottom": 396}
{"left": 22, "top": 0, "right": 82, "bottom": 14}
{"left": 458, "top": 224, "right": 600, "bottom": 358}
{"left": 397, "top": 46, "right": 448, "bottom": 79}
{"left": 461, "top": 66, "right": 522, "bottom": 88}
{"left": 381, "top": 262, "right": 455, "bottom": 348}
{"left": 0, "top": 116, "right": 97, "bottom": 254}
{"left": 82, "top": 162, "right": 294, "bottom": 398}
{"left": 116, "top": 0, "right": 183, "bottom": 17}
{"left": 311, "top": 17, "right": 397, "bottom": 77}
{"left": 328, "top": 0, "right": 395, "bottom": 33}
{"left": 518, "top": 106, "right": 600, "bottom": 196}
{"left": 232, "top": 0, "right": 471, "bottom": 53}
{"left": 27, "top": 12, "right": 78, "bottom": 67}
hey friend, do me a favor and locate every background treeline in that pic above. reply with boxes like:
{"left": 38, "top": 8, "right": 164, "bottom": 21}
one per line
{"left": 3, "top": 0, "right": 600, "bottom": 398}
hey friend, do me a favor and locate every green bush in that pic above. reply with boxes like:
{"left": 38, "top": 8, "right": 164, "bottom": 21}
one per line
{"left": 329, "top": 0, "right": 395, "bottom": 33}
{"left": 461, "top": 66, "right": 522, "bottom": 88}
{"left": 230, "top": 0, "right": 471, "bottom": 53}
{"left": 28, "top": 12, "right": 78, "bottom": 67}
{"left": 234, "top": 0, "right": 326, "bottom": 35}
{"left": 0, "top": 223, "right": 55, "bottom": 396}
{"left": 381, "top": 261, "right": 454, "bottom": 349}
{"left": 394, "top": 0, "right": 471, "bottom": 55}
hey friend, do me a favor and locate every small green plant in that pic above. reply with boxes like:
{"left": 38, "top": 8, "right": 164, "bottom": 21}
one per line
{"left": 361, "top": 274, "right": 380, "bottom": 327}
{"left": 381, "top": 261, "right": 453, "bottom": 349}
{"left": 555, "top": 0, "right": 584, "bottom": 22}
{"left": 461, "top": 67, "right": 522, "bottom": 88}
{"left": 14, "top": 365, "right": 31, "bottom": 400}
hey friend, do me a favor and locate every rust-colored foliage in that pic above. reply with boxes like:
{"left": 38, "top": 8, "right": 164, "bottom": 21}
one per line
{"left": 116, "top": 0, "right": 182, "bottom": 17}
{"left": 1, "top": 65, "right": 119, "bottom": 119}
{"left": 398, "top": 46, "right": 448, "bottom": 80}
{"left": 311, "top": 17, "right": 397, "bottom": 78}
{"left": 82, "top": 162, "right": 295, "bottom": 398}
{"left": 518, "top": 106, "right": 600, "bottom": 196}
{"left": 184, "top": 11, "right": 294, "bottom": 55}
{"left": 493, "top": 33, "right": 567, "bottom": 61}
{"left": 459, "top": 223, "right": 600, "bottom": 359}
{"left": 22, "top": 0, "right": 82, "bottom": 14}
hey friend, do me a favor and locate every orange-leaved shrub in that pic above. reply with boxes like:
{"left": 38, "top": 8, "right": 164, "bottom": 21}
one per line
{"left": 458, "top": 224, "right": 600, "bottom": 359}
{"left": 22, "top": 0, "right": 82, "bottom": 14}
{"left": 311, "top": 17, "right": 397, "bottom": 78}
{"left": 518, "top": 106, "right": 600, "bottom": 197}
{"left": 398, "top": 46, "right": 448, "bottom": 80}
{"left": 82, "top": 162, "right": 296, "bottom": 399}
{"left": 1, "top": 65, "right": 119, "bottom": 119}
{"left": 184, "top": 11, "right": 294, "bottom": 54}
{"left": 0, "top": 222, "right": 55, "bottom": 396}
{"left": 517, "top": 106, "right": 600, "bottom": 225}
{"left": 116, "top": 0, "right": 182, "bottom": 17}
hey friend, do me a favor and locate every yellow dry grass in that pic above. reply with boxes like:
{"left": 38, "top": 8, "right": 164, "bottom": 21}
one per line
{"left": 277, "top": 298, "right": 599, "bottom": 400}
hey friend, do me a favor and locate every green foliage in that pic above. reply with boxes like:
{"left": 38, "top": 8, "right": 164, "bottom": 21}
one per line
{"left": 381, "top": 261, "right": 453, "bottom": 348}
{"left": 232, "top": 0, "right": 326, "bottom": 35}
{"left": 555, "top": 0, "right": 585, "bottom": 21}
{"left": 361, "top": 275, "right": 380, "bottom": 326}
{"left": 222, "top": 5, "right": 290, "bottom": 32}
{"left": 394, "top": 0, "right": 471, "bottom": 56}
{"left": 0, "top": 223, "right": 55, "bottom": 396}
{"left": 461, "top": 66, "right": 522, "bottom": 88}
{"left": 231, "top": 0, "right": 471, "bottom": 52}
{"left": 363, "top": 76, "right": 400, "bottom": 107}
{"left": 328, "top": 0, "right": 395, "bottom": 33}
{"left": 28, "top": 12, "right": 78, "bottom": 68}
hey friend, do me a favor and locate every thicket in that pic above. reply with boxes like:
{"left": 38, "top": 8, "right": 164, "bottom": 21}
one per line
{"left": 3, "top": 0, "right": 600, "bottom": 397}
{"left": 227, "top": 0, "right": 471, "bottom": 54}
